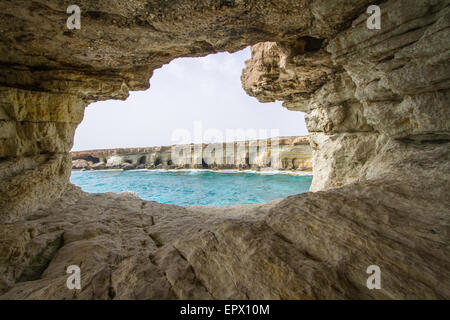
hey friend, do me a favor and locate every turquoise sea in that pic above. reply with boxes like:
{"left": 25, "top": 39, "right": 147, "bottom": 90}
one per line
{"left": 70, "top": 170, "right": 313, "bottom": 206}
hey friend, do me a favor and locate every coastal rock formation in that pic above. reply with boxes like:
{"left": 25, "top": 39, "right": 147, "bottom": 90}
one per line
{"left": 242, "top": 0, "right": 450, "bottom": 191}
{"left": 0, "top": 0, "right": 449, "bottom": 299}
{"left": 70, "top": 136, "right": 312, "bottom": 172}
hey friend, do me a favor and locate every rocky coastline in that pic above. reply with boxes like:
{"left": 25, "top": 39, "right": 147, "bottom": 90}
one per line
{"left": 71, "top": 136, "right": 313, "bottom": 172}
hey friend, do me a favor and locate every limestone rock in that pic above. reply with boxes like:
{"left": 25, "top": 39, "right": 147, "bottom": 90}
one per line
{"left": 72, "top": 159, "right": 92, "bottom": 170}
{"left": 0, "top": 0, "right": 449, "bottom": 300}
{"left": 70, "top": 137, "right": 313, "bottom": 172}
{"left": 242, "top": 0, "right": 450, "bottom": 191}
{"left": 91, "top": 162, "right": 106, "bottom": 170}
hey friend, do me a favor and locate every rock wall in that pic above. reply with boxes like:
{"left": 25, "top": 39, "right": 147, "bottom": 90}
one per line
{"left": 0, "top": 0, "right": 449, "bottom": 299}
{"left": 242, "top": 0, "right": 450, "bottom": 191}
{"left": 0, "top": 87, "right": 85, "bottom": 223}
{"left": 70, "top": 136, "right": 312, "bottom": 172}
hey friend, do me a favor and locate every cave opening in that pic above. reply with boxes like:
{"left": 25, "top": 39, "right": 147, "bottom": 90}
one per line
{"left": 71, "top": 47, "right": 308, "bottom": 152}
{"left": 201, "top": 158, "right": 209, "bottom": 169}
{"left": 138, "top": 156, "right": 147, "bottom": 165}
{"left": 73, "top": 155, "right": 100, "bottom": 164}
{"left": 154, "top": 158, "right": 162, "bottom": 166}
{"left": 68, "top": 47, "right": 313, "bottom": 205}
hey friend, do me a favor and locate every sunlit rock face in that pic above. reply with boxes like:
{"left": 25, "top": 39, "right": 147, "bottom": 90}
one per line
{"left": 0, "top": 0, "right": 449, "bottom": 299}
{"left": 242, "top": 0, "right": 450, "bottom": 191}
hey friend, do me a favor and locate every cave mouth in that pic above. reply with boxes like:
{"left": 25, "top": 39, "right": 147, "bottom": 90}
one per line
{"left": 69, "top": 48, "right": 313, "bottom": 206}
{"left": 72, "top": 155, "right": 100, "bottom": 164}
{"left": 154, "top": 158, "right": 162, "bottom": 166}
{"left": 71, "top": 47, "right": 308, "bottom": 153}
{"left": 138, "top": 156, "right": 147, "bottom": 165}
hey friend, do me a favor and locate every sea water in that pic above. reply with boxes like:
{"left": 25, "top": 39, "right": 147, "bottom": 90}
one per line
{"left": 70, "top": 170, "right": 313, "bottom": 206}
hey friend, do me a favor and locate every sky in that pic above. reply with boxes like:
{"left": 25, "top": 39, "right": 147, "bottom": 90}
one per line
{"left": 72, "top": 47, "right": 308, "bottom": 151}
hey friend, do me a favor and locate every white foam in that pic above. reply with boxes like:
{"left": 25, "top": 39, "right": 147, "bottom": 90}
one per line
{"left": 72, "top": 169, "right": 124, "bottom": 172}
{"left": 125, "top": 168, "right": 312, "bottom": 176}
{"left": 73, "top": 168, "right": 313, "bottom": 176}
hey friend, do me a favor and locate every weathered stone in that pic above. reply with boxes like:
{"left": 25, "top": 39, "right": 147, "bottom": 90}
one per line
{"left": 242, "top": 0, "right": 450, "bottom": 191}
{"left": 0, "top": 0, "right": 449, "bottom": 300}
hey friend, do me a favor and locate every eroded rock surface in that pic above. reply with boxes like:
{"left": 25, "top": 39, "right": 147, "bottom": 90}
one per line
{"left": 242, "top": 0, "right": 450, "bottom": 191}
{"left": 0, "top": 0, "right": 449, "bottom": 299}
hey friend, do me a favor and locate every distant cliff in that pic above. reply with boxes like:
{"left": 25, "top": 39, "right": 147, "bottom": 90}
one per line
{"left": 71, "top": 136, "right": 312, "bottom": 172}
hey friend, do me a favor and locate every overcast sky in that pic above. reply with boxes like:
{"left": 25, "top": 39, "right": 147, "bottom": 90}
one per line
{"left": 72, "top": 47, "right": 308, "bottom": 151}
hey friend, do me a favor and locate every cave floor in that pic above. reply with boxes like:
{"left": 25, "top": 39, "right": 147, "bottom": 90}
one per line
{"left": 1, "top": 175, "right": 449, "bottom": 299}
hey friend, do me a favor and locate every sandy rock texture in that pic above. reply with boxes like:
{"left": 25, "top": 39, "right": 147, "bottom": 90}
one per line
{"left": 70, "top": 136, "right": 312, "bottom": 171}
{"left": 0, "top": 0, "right": 449, "bottom": 299}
